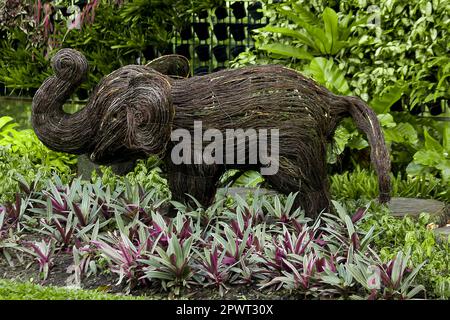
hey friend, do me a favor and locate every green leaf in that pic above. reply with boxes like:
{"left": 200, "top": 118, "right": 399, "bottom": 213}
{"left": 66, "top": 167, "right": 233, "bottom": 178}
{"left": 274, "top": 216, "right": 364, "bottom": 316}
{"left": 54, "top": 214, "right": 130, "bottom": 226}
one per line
{"left": 300, "top": 23, "right": 328, "bottom": 53}
{"left": 114, "top": 212, "right": 125, "bottom": 234}
{"left": 332, "top": 200, "right": 348, "bottom": 221}
{"left": 145, "top": 270, "right": 174, "bottom": 281}
{"left": 347, "top": 136, "right": 369, "bottom": 150}
{"left": 344, "top": 215, "right": 356, "bottom": 239}
{"left": 0, "top": 211, "right": 4, "bottom": 229}
{"left": 391, "top": 251, "right": 405, "bottom": 287}
{"left": 347, "top": 264, "right": 369, "bottom": 289}
{"left": 322, "top": 7, "right": 339, "bottom": 54}
{"left": 332, "top": 126, "right": 352, "bottom": 155}
{"left": 405, "top": 162, "right": 428, "bottom": 176}
{"left": 259, "top": 26, "right": 316, "bottom": 49}
{"left": 170, "top": 235, "right": 184, "bottom": 269}
{"left": 233, "top": 170, "right": 264, "bottom": 187}
{"left": 423, "top": 129, "right": 443, "bottom": 153}
{"left": 0, "top": 116, "right": 15, "bottom": 130}
{"left": 321, "top": 275, "right": 342, "bottom": 285}
{"left": 277, "top": 8, "right": 316, "bottom": 28}
{"left": 304, "top": 57, "right": 350, "bottom": 94}
{"left": 377, "top": 114, "right": 396, "bottom": 128}
{"left": 383, "top": 123, "right": 418, "bottom": 145}
{"left": 413, "top": 149, "right": 442, "bottom": 167}
{"left": 290, "top": 4, "right": 320, "bottom": 26}
{"left": 370, "top": 85, "right": 404, "bottom": 114}
{"left": 259, "top": 43, "right": 313, "bottom": 60}
{"left": 406, "top": 285, "right": 426, "bottom": 299}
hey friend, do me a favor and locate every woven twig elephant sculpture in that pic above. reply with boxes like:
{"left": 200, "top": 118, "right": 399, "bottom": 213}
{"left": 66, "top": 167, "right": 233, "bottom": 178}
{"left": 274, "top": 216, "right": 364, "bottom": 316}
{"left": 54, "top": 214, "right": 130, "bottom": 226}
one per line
{"left": 32, "top": 48, "right": 391, "bottom": 217}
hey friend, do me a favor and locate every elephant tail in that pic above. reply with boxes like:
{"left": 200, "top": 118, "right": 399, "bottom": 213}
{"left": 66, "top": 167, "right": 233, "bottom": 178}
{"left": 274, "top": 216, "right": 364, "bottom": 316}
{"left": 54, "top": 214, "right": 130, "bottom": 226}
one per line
{"left": 344, "top": 96, "right": 391, "bottom": 204}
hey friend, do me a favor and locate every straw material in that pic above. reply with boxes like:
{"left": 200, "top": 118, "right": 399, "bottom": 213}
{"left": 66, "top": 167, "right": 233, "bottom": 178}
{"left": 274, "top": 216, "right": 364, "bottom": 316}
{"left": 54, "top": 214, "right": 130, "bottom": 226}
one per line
{"left": 32, "top": 49, "right": 391, "bottom": 217}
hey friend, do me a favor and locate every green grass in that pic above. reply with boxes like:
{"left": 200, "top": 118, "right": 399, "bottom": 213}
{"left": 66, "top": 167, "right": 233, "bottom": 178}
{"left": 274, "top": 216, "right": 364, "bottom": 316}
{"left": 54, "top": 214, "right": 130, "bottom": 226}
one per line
{"left": 330, "top": 168, "right": 449, "bottom": 202}
{"left": 0, "top": 279, "right": 147, "bottom": 300}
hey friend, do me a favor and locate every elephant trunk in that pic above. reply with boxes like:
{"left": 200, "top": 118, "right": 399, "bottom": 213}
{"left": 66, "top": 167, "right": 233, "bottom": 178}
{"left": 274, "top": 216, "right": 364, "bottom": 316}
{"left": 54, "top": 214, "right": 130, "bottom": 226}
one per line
{"left": 32, "top": 48, "right": 95, "bottom": 154}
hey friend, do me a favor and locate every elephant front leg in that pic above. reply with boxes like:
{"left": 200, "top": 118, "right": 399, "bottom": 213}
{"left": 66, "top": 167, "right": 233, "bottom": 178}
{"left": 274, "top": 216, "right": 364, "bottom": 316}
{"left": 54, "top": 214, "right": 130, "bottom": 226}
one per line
{"left": 165, "top": 163, "right": 224, "bottom": 212}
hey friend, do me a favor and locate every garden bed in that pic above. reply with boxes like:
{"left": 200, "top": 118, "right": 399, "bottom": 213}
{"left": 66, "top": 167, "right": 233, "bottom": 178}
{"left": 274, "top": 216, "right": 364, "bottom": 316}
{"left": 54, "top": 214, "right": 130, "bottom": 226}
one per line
{"left": 1, "top": 168, "right": 449, "bottom": 300}
{"left": 1, "top": 0, "right": 449, "bottom": 301}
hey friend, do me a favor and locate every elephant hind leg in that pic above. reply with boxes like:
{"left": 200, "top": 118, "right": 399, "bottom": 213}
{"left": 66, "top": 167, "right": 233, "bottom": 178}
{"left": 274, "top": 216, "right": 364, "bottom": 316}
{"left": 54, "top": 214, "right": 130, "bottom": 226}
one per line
{"left": 264, "top": 157, "right": 331, "bottom": 219}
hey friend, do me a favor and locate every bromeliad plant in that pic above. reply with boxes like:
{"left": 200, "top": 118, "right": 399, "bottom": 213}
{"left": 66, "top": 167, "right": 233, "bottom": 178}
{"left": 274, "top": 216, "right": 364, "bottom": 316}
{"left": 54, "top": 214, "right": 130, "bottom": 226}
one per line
{"left": 263, "top": 192, "right": 305, "bottom": 224}
{"left": 194, "top": 246, "right": 230, "bottom": 295}
{"left": 92, "top": 227, "right": 152, "bottom": 290}
{"left": 213, "top": 221, "right": 255, "bottom": 267}
{"left": 20, "top": 239, "right": 56, "bottom": 281}
{"left": 0, "top": 193, "right": 27, "bottom": 234}
{"left": 92, "top": 211, "right": 197, "bottom": 292}
{"left": 348, "top": 250, "right": 426, "bottom": 300}
{"left": 141, "top": 233, "right": 196, "bottom": 296}
{"left": 39, "top": 212, "right": 77, "bottom": 249}
{"left": 0, "top": 170, "right": 436, "bottom": 299}
{"left": 258, "top": 224, "right": 321, "bottom": 276}
{"left": 222, "top": 193, "right": 266, "bottom": 228}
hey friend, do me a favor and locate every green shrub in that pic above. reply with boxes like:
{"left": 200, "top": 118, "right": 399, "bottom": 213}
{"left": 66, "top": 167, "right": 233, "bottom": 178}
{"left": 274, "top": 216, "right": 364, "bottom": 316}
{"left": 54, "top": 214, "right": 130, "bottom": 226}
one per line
{"left": 234, "top": 0, "right": 449, "bottom": 111}
{"left": 0, "top": 116, "right": 76, "bottom": 202}
{"left": 361, "top": 210, "right": 450, "bottom": 299}
{"left": 91, "top": 156, "right": 170, "bottom": 199}
{"left": 330, "top": 167, "right": 449, "bottom": 202}
{"left": 0, "top": 0, "right": 224, "bottom": 94}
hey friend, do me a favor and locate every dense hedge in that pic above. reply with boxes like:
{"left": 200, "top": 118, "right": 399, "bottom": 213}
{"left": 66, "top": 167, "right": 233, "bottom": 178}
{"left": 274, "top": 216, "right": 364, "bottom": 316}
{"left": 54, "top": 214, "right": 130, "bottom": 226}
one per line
{"left": 0, "top": 0, "right": 223, "bottom": 96}
{"left": 231, "top": 0, "right": 449, "bottom": 180}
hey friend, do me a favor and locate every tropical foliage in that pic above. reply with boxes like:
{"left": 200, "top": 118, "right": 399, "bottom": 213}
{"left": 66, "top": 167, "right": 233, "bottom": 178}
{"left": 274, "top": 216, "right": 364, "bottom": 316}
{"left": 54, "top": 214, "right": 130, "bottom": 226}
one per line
{"left": 0, "top": 174, "right": 439, "bottom": 299}
{"left": 0, "top": 0, "right": 223, "bottom": 95}
{"left": 232, "top": 0, "right": 449, "bottom": 181}
{"left": 0, "top": 116, "right": 76, "bottom": 203}
{"left": 0, "top": 0, "right": 448, "bottom": 300}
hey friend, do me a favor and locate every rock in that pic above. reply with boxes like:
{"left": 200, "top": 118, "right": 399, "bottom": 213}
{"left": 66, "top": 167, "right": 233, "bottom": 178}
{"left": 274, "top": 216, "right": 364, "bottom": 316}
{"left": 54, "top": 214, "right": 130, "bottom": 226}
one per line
{"left": 77, "top": 154, "right": 99, "bottom": 180}
{"left": 433, "top": 226, "right": 450, "bottom": 242}
{"left": 77, "top": 155, "right": 136, "bottom": 180}
{"left": 388, "top": 197, "right": 448, "bottom": 225}
{"left": 217, "top": 187, "right": 278, "bottom": 198}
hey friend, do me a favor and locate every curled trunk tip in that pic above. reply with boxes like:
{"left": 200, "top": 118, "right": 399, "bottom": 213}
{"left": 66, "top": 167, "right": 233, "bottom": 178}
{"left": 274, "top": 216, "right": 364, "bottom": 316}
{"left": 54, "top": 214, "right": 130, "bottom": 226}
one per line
{"left": 51, "top": 48, "right": 89, "bottom": 84}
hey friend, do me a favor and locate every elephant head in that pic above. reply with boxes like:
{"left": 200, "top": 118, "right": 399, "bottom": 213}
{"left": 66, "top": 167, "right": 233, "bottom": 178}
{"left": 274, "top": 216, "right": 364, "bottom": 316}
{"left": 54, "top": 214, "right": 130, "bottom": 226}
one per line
{"left": 32, "top": 48, "right": 189, "bottom": 164}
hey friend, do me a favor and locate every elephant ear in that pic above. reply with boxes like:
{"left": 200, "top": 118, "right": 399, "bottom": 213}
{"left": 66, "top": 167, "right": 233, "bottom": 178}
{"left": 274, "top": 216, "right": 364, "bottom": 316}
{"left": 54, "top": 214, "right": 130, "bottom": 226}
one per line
{"left": 146, "top": 54, "right": 190, "bottom": 78}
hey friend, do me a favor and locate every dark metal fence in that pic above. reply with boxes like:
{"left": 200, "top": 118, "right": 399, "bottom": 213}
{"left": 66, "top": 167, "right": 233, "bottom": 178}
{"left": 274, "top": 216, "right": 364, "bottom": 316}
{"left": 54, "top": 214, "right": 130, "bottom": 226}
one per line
{"left": 173, "top": 1, "right": 269, "bottom": 75}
